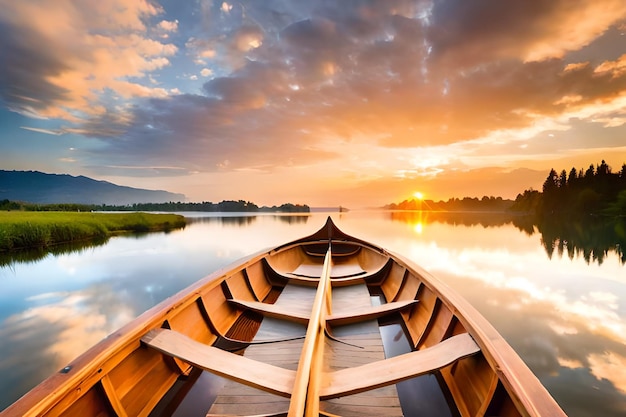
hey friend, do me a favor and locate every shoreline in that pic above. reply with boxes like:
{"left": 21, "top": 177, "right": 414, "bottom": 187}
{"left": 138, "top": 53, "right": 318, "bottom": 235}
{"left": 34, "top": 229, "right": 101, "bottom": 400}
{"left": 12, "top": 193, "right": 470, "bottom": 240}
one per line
{"left": 0, "top": 211, "right": 186, "bottom": 252}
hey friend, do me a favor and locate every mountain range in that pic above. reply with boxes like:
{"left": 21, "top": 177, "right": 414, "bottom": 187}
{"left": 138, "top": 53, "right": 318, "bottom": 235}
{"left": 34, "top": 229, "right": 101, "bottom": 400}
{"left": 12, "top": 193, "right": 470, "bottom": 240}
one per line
{"left": 0, "top": 170, "right": 186, "bottom": 205}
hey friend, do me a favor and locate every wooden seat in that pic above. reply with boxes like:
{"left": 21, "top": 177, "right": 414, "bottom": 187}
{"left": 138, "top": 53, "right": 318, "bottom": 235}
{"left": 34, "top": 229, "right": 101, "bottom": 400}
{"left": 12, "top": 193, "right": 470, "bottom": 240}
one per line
{"left": 228, "top": 298, "right": 418, "bottom": 326}
{"left": 142, "top": 329, "right": 479, "bottom": 403}
{"left": 228, "top": 299, "right": 310, "bottom": 324}
{"left": 141, "top": 328, "right": 296, "bottom": 397}
{"left": 291, "top": 263, "right": 366, "bottom": 278}
{"left": 327, "top": 299, "right": 418, "bottom": 326}
{"left": 320, "top": 333, "right": 480, "bottom": 399}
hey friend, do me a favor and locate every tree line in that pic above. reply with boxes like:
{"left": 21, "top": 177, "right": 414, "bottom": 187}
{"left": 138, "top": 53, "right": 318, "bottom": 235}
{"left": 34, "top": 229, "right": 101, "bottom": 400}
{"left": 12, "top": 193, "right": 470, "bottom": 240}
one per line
{"left": 0, "top": 199, "right": 310, "bottom": 213}
{"left": 512, "top": 160, "right": 626, "bottom": 216}
{"left": 385, "top": 196, "right": 514, "bottom": 212}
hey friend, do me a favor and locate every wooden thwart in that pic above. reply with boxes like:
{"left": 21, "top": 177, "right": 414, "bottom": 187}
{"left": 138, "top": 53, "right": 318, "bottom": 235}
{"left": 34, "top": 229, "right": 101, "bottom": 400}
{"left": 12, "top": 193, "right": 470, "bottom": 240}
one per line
{"left": 141, "top": 330, "right": 480, "bottom": 404}
{"left": 327, "top": 300, "right": 418, "bottom": 326}
{"left": 291, "top": 263, "right": 366, "bottom": 278}
{"left": 228, "top": 299, "right": 310, "bottom": 324}
{"left": 141, "top": 328, "right": 296, "bottom": 397}
{"left": 320, "top": 333, "right": 480, "bottom": 399}
{"left": 228, "top": 299, "right": 418, "bottom": 326}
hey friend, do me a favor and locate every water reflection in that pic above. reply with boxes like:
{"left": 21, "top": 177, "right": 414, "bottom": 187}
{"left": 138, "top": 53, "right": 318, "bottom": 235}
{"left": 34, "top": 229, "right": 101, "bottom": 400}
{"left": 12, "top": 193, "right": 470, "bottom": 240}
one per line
{"left": 389, "top": 210, "right": 528, "bottom": 228}
{"left": 437, "top": 270, "right": 626, "bottom": 416}
{"left": 0, "top": 212, "right": 624, "bottom": 416}
{"left": 186, "top": 214, "right": 258, "bottom": 226}
{"left": 0, "top": 237, "right": 109, "bottom": 267}
{"left": 388, "top": 210, "right": 625, "bottom": 264}
{"left": 185, "top": 213, "right": 310, "bottom": 226}
{"left": 274, "top": 214, "right": 310, "bottom": 224}
{"left": 182, "top": 212, "right": 311, "bottom": 227}
{"left": 536, "top": 215, "right": 626, "bottom": 264}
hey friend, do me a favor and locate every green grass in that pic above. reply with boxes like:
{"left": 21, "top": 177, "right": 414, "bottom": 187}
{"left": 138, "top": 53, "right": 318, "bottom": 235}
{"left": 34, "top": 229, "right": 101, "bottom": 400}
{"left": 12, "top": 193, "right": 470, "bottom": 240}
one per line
{"left": 0, "top": 211, "right": 186, "bottom": 251}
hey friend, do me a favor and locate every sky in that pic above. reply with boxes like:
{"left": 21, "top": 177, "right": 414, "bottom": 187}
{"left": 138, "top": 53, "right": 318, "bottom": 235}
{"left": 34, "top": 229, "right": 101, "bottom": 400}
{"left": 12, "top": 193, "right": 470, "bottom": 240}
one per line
{"left": 1, "top": 0, "right": 626, "bottom": 208}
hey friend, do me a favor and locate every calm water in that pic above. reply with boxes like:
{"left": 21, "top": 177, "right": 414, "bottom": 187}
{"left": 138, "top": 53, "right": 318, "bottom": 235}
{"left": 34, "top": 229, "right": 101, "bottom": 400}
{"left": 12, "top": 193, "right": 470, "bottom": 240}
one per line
{"left": 0, "top": 211, "right": 625, "bottom": 416}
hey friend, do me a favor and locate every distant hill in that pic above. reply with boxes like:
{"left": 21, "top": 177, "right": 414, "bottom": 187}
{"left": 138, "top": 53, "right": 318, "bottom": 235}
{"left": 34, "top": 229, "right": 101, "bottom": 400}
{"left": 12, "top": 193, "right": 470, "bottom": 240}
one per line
{"left": 0, "top": 170, "right": 186, "bottom": 205}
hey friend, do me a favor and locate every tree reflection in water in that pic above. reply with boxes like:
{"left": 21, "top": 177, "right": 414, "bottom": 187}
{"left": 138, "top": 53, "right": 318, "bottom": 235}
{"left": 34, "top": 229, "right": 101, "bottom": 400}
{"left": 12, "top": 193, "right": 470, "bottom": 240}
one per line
{"left": 388, "top": 211, "right": 625, "bottom": 265}
{"left": 0, "top": 237, "right": 109, "bottom": 268}
{"left": 536, "top": 215, "right": 626, "bottom": 265}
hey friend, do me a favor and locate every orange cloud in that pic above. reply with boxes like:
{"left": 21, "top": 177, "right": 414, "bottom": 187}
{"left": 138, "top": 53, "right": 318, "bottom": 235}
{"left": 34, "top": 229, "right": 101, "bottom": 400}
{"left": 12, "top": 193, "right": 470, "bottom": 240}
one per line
{"left": 0, "top": 0, "right": 176, "bottom": 121}
{"left": 522, "top": 1, "right": 626, "bottom": 61}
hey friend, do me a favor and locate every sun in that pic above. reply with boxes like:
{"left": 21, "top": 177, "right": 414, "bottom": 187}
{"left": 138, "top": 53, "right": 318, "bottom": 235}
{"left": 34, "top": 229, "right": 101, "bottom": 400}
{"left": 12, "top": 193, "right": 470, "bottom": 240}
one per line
{"left": 413, "top": 191, "right": 424, "bottom": 200}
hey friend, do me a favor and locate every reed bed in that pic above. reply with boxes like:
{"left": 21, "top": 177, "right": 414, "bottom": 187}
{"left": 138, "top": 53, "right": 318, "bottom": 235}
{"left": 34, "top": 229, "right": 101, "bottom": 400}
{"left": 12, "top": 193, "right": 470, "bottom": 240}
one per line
{"left": 0, "top": 212, "right": 186, "bottom": 251}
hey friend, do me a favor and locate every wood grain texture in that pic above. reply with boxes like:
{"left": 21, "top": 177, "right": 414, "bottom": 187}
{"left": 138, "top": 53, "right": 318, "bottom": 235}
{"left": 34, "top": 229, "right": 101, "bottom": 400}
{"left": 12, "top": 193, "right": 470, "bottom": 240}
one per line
{"left": 141, "top": 329, "right": 296, "bottom": 397}
{"left": 320, "top": 333, "right": 480, "bottom": 399}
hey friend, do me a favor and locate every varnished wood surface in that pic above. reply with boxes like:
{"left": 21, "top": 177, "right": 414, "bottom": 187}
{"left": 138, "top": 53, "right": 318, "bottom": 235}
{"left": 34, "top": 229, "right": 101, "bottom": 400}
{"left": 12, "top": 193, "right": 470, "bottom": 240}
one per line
{"left": 291, "top": 263, "right": 365, "bottom": 278}
{"left": 288, "top": 249, "right": 332, "bottom": 417}
{"left": 209, "top": 282, "right": 314, "bottom": 416}
{"left": 228, "top": 297, "right": 418, "bottom": 327}
{"left": 228, "top": 299, "right": 310, "bottom": 324}
{"left": 141, "top": 329, "right": 296, "bottom": 397}
{"left": 208, "top": 279, "right": 404, "bottom": 416}
{"left": 320, "top": 333, "right": 480, "bottom": 399}
{"left": 326, "top": 299, "right": 418, "bottom": 326}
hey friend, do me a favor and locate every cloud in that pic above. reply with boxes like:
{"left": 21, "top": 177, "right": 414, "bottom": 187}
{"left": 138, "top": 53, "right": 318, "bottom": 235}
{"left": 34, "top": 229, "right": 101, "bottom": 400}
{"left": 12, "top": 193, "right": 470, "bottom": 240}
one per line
{"left": 78, "top": 90, "right": 339, "bottom": 177}
{"left": 221, "top": 2, "right": 233, "bottom": 14}
{"left": 82, "top": 162, "right": 193, "bottom": 178}
{"left": 157, "top": 19, "right": 179, "bottom": 33}
{"left": 3, "top": 1, "right": 626, "bottom": 203}
{"left": 19, "top": 127, "right": 64, "bottom": 136}
{"left": 428, "top": 0, "right": 626, "bottom": 64}
{"left": 0, "top": 0, "right": 176, "bottom": 121}
{"left": 60, "top": 2, "right": 625, "bottom": 184}
{"left": 595, "top": 53, "right": 626, "bottom": 78}
{"left": 589, "top": 352, "right": 626, "bottom": 394}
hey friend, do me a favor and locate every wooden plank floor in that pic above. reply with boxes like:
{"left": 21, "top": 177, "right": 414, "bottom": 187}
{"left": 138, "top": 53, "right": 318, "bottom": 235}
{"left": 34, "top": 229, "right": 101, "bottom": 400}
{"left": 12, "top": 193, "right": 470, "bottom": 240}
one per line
{"left": 322, "top": 285, "right": 402, "bottom": 416}
{"left": 207, "top": 283, "right": 402, "bottom": 416}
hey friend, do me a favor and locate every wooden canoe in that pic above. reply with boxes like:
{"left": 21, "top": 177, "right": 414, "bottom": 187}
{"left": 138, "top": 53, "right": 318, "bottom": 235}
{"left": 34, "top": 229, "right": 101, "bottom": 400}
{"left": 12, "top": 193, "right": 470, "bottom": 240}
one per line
{"left": 0, "top": 217, "right": 567, "bottom": 417}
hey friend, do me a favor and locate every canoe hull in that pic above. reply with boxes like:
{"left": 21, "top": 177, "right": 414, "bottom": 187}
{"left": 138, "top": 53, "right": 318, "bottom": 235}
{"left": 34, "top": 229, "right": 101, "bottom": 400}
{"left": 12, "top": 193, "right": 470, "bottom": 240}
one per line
{"left": 0, "top": 217, "right": 566, "bottom": 417}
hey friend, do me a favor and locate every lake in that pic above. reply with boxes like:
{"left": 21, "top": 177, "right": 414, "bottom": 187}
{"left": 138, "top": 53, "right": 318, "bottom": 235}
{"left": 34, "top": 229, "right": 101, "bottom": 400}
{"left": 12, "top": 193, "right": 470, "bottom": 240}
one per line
{"left": 0, "top": 211, "right": 625, "bottom": 416}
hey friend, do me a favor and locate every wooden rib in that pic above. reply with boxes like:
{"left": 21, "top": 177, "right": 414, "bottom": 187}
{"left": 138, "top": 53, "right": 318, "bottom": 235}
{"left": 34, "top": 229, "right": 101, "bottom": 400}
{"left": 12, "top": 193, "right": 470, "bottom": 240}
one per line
{"left": 288, "top": 248, "right": 332, "bottom": 417}
{"left": 476, "top": 372, "right": 500, "bottom": 416}
{"left": 418, "top": 303, "right": 455, "bottom": 349}
{"left": 394, "top": 272, "right": 421, "bottom": 302}
{"left": 100, "top": 375, "right": 128, "bottom": 417}
{"left": 141, "top": 328, "right": 296, "bottom": 397}
{"left": 246, "top": 261, "right": 274, "bottom": 301}
{"left": 223, "top": 271, "right": 255, "bottom": 301}
{"left": 412, "top": 296, "right": 442, "bottom": 348}
{"left": 320, "top": 333, "right": 480, "bottom": 400}
{"left": 197, "top": 297, "right": 301, "bottom": 352}
{"left": 381, "top": 263, "right": 407, "bottom": 302}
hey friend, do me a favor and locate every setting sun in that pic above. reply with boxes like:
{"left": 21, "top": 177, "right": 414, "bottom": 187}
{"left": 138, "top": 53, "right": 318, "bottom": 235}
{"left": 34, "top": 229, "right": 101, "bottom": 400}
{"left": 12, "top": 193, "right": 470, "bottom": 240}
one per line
{"left": 413, "top": 191, "right": 424, "bottom": 200}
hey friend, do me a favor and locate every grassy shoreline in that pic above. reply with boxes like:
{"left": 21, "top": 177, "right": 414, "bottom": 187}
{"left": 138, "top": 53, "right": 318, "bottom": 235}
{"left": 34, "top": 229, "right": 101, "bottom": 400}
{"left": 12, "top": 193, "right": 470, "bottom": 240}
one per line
{"left": 0, "top": 212, "right": 186, "bottom": 252}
